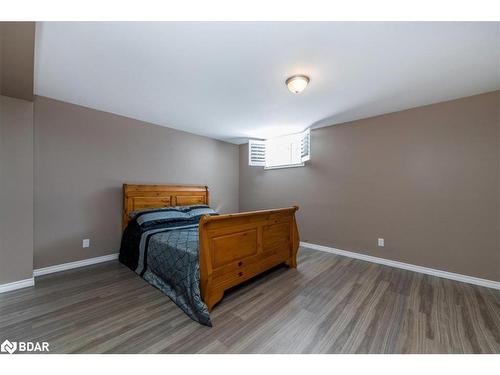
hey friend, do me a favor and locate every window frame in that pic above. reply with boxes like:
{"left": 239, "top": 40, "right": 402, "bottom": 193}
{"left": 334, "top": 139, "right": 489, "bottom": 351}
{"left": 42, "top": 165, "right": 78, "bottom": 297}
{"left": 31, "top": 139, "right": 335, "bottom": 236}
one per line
{"left": 248, "top": 129, "right": 310, "bottom": 169}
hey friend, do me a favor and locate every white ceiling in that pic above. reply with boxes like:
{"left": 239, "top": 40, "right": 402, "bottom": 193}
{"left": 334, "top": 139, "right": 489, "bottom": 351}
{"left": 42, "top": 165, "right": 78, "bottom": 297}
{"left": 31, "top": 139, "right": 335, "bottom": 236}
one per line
{"left": 35, "top": 22, "right": 500, "bottom": 144}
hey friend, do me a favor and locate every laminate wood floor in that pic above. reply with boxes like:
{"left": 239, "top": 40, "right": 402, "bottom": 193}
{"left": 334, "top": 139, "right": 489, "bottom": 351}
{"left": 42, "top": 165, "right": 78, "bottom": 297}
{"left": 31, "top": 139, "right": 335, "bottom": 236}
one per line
{"left": 1, "top": 248, "right": 499, "bottom": 354}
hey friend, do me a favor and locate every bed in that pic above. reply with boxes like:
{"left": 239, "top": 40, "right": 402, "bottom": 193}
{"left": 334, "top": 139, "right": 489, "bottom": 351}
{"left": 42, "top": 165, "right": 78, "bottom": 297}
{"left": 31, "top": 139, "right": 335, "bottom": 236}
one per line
{"left": 119, "top": 184, "right": 300, "bottom": 326}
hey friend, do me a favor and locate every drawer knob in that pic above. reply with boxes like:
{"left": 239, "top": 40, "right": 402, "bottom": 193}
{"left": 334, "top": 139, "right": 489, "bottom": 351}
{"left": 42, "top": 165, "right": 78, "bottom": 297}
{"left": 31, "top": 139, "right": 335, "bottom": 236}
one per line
{"left": 238, "top": 272, "right": 243, "bottom": 277}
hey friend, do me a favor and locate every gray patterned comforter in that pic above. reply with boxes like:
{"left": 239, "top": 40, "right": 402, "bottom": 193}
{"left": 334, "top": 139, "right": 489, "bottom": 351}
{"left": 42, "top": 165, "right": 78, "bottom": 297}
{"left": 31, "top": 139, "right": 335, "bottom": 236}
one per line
{"left": 119, "top": 206, "right": 217, "bottom": 326}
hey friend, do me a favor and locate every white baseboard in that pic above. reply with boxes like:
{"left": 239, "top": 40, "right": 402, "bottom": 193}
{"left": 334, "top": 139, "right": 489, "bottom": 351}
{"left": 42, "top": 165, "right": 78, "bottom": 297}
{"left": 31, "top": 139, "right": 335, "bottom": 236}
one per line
{"left": 300, "top": 241, "right": 500, "bottom": 290}
{"left": 33, "top": 253, "right": 119, "bottom": 277}
{"left": 0, "top": 277, "right": 35, "bottom": 293}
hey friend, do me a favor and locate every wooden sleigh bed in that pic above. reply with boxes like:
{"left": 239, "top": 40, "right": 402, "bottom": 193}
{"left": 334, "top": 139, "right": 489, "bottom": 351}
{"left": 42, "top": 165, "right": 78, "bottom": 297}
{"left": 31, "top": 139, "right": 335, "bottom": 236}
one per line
{"left": 122, "top": 184, "right": 300, "bottom": 311}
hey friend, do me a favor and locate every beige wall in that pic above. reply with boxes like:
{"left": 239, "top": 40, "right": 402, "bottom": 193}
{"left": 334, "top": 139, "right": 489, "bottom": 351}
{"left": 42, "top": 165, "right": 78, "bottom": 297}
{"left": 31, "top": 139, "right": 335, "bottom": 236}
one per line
{"left": 0, "top": 95, "right": 34, "bottom": 283}
{"left": 0, "top": 23, "right": 3, "bottom": 91}
{"left": 34, "top": 97, "right": 239, "bottom": 269}
{"left": 0, "top": 22, "right": 35, "bottom": 101}
{"left": 498, "top": 91, "right": 500, "bottom": 273}
{"left": 240, "top": 91, "right": 500, "bottom": 281}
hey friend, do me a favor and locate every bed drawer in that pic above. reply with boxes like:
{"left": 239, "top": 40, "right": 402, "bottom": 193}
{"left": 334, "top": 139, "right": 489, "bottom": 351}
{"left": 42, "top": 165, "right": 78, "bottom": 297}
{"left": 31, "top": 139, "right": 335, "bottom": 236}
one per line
{"left": 211, "top": 248, "right": 279, "bottom": 278}
{"left": 212, "top": 250, "right": 289, "bottom": 290}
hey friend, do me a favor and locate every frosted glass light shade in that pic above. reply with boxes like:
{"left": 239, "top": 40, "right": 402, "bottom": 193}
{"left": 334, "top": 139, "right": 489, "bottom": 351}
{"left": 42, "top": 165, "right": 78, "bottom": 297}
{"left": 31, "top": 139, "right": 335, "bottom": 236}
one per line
{"left": 286, "top": 75, "right": 310, "bottom": 94}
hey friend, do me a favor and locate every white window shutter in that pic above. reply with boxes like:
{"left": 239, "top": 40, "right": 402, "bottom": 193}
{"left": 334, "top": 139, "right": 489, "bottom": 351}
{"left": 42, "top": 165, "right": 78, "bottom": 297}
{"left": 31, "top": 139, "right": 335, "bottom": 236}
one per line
{"left": 248, "top": 139, "right": 266, "bottom": 166}
{"left": 300, "top": 128, "right": 311, "bottom": 162}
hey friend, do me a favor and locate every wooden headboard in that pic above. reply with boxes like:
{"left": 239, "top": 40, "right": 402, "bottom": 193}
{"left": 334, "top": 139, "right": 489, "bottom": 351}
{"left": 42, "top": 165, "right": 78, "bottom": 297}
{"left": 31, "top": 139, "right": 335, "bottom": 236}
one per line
{"left": 122, "top": 184, "right": 209, "bottom": 229}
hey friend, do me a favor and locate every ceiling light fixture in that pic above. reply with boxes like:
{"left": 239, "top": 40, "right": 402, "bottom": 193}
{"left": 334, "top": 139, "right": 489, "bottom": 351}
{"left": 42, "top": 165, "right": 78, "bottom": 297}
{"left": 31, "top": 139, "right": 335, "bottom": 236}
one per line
{"left": 286, "top": 74, "right": 310, "bottom": 94}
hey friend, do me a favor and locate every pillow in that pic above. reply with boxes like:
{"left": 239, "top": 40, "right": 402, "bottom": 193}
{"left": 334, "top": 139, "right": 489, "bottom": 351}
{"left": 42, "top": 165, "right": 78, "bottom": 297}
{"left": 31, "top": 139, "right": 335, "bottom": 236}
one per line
{"left": 133, "top": 205, "right": 218, "bottom": 228}
{"left": 128, "top": 204, "right": 209, "bottom": 218}
{"left": 128, "top": 207, "right": 167, "bottom": 219}
{"left": 185, "top": 206, "right": 218, "bottom": 220}
{"left": 136, "top": 209, "right": 190, "bottom": 226}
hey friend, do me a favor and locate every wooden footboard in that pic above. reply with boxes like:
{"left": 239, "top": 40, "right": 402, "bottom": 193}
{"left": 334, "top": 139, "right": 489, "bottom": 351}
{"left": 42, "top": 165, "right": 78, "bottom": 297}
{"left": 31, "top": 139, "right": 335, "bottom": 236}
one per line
{"left": 198, "top": 206, "right": 300, "bottom": 311}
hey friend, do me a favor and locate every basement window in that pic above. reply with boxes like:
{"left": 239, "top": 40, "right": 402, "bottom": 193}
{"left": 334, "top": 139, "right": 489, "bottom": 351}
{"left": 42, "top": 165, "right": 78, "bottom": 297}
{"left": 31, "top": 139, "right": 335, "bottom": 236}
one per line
{"left": 249, "top": 129, "right": 310, "bottom": 169}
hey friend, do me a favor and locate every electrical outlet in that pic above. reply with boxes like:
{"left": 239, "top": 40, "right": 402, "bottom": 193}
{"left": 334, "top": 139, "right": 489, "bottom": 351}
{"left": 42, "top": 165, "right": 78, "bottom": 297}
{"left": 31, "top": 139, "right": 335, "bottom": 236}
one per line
{"left": 378, "top": 238, "right": 384, "bottom": 247}
{"left": 82, "top": 239, "right": 90, "bottom": 248}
